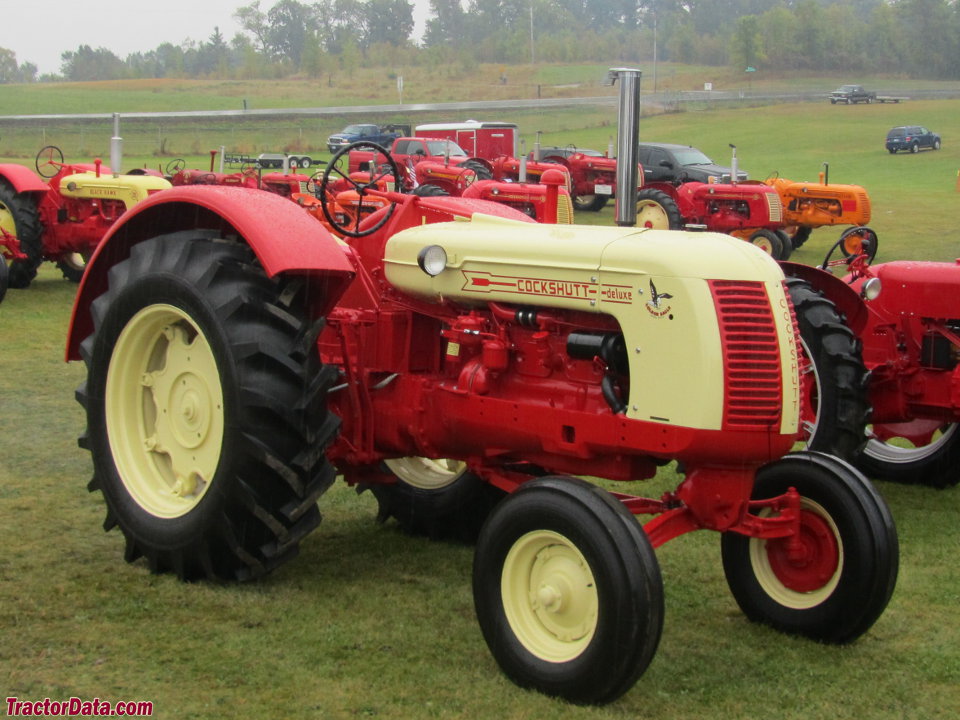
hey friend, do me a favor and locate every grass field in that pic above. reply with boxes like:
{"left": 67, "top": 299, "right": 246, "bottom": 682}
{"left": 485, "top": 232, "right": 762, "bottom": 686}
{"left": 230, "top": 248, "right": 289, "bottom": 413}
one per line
{"left": 2, "top": 70, "right": 960, "bottom": 718}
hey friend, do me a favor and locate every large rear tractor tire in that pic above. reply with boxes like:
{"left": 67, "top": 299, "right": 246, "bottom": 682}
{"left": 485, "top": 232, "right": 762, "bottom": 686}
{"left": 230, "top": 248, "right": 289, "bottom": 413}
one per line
{"left": 370, "top": 457, "right": 504, "bottom": 541}
{"left": 635, "top": 188, "right": 681, "bottom": 230}
{"left": 474, "top": 477, "right": 663, "bottom": 705}
{"left": 721, "top": 452, "right": 898, "bottom": 643}
{"left": 0, "top": 254, "right": 8, "bottom": 303}
{"left": 0, "top": 183, "right": 43, "bottom": 289}
{"left": 77, "top": 233, "right": 339, "bottom": 581}
{"left": 786, "top": 277, "right": 870, "bottom": 461}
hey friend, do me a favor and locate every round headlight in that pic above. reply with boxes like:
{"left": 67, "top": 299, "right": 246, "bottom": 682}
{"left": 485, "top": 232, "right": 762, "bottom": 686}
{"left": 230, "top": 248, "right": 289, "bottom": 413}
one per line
{"left": 417, "top": 245, "right": 448, "bottom": 277}
{"left": 861, "top": 277, "right": 882, "bottom": 301}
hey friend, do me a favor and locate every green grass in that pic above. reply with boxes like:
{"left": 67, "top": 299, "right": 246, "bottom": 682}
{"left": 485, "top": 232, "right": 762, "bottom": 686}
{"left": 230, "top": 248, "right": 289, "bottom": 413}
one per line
{"left": 2, "top": 72, "right": 960, "bottom": 718}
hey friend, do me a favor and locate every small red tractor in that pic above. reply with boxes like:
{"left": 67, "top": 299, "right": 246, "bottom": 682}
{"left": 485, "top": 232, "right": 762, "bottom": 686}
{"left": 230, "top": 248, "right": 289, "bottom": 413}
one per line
{"left": 636, "top": 177, "right": 792, "bottom": 260}
{"left": 0, "top": 146, "right": 171, "bottom": 289}
{"left": 764, "top": 164, "right": 874, "bottom": 251}
{"left": 785, "top": 235, "right": 960, "bottom": 490}
{"left": 531, "top": 140, "right": 620, "bottom": 212}
{"left": 65, "top": 70, "right": 897, "bottom": 705}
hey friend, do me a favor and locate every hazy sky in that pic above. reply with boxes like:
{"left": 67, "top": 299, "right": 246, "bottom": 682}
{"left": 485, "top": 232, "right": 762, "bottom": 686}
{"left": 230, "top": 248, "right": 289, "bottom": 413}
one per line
{"left": 0, "top": 0, "right": 431, "bottom": 76}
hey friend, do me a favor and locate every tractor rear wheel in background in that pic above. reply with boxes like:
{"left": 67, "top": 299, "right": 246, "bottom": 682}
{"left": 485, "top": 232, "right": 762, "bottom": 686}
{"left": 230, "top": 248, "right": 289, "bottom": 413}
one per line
{"left": 572, "top": 194, "right": 608, "bottom": 212}
{"left": 635, "top": 188, "right": 681, "bottom": 230}
{"left": 858, "top": 420, "right": 960, "bottom": 489}
{"left": 412, "top": 183, "right": 448, "bottom": 197}
{"left": 786, "top": 277, "right": 869, "bottom": 462}
{"left": 788, "top": 225, "right": 812, "bottom": 249}
{"left": 57, "top": 251, "right": 91, "bottom": 283}
{"left": 473, "top": 476, "right": 663, "bottom": 705}
{"left": 0, "top": 183, "right": 43, "bottom": 289}
{"left": 721, "top": 452, "right": 898, "bottom": 643}
{"left": 461, "top": 159, "right": 493, "bottom": 180}
{"left": 78, "top": 234, "right": 339, "bottom": 581}
{"left": 370, "top": 457, "right": 504, "bottom": 541}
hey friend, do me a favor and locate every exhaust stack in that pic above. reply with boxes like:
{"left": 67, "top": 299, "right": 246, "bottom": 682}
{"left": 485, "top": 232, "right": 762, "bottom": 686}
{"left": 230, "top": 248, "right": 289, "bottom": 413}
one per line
{"left": 606, "top": 68, "right": 642, "bottom": 227}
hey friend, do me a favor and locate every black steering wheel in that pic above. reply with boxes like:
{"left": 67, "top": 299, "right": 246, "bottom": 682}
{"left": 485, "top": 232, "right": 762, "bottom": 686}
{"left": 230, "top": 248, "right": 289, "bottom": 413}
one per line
{"left": 35, "top": 145, "right": 65, "bottom": 178}
{"left": 820, "top": 226, "right": 879, "bottom": 274}
{"left": 165, "top": 158, "right": 186, "bottom": 176}
{"left": 318, "top": 141, "right": 403, "bottom": 238}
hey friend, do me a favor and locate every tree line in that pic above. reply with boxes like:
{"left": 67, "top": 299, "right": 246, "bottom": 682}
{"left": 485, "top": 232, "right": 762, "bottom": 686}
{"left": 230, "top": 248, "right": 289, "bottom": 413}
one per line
{"left": 1, "top": 0, "right": 958, "bottom": 84}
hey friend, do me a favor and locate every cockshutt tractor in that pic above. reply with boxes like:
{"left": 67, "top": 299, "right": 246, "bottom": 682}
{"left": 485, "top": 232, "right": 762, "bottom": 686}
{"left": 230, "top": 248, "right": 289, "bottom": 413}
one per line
{"left": 65, "top": 70, "right": 897, "bottom": 705}
{"left": 0, "top": 145, "right": 171, "bottom": 289}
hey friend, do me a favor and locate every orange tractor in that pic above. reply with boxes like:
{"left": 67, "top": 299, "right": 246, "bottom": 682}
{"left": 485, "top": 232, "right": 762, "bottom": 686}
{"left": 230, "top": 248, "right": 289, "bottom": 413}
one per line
{"left": 764, "top": 163, "right": 874, "bottom": 252}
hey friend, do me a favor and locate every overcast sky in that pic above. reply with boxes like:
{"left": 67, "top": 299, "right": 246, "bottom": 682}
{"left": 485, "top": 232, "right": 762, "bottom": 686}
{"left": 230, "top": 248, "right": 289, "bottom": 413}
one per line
{"left": 0, "top": 0, "right": 431, "bottom": 77}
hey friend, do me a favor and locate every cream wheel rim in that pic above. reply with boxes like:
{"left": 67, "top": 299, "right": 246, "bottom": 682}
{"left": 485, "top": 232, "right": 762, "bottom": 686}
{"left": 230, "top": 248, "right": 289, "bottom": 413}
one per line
{"left": 106, "top": 303, "right": 224, "bottom": 518}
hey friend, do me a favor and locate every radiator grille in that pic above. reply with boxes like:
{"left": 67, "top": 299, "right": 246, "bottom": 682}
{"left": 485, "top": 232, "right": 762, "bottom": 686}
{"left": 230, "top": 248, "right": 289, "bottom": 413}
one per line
{"left": 764, "top": 192, "right": 783, "bottom": 223}
{"left": 710, "top": 280, "right": 783, "bottom": 429}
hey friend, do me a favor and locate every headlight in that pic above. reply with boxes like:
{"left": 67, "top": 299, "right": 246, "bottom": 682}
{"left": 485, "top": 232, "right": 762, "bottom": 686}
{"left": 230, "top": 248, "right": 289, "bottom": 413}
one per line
{"left": 417, "top": 245, "right": 448, "bottom": 276}
{"left": 861, "top": 277, "right": 881, "bottom": 301}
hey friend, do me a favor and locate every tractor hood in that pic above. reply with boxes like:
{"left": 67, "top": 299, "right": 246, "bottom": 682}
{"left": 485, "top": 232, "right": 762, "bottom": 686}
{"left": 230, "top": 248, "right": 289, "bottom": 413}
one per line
{"left": 384, "top": 214, "right": 781, "bottom": 307}
{"left": 384, "top": 214, "right": 797, "bottom": 435}
{"left": 59, "top": 171, "right": 172, "bottom": 209}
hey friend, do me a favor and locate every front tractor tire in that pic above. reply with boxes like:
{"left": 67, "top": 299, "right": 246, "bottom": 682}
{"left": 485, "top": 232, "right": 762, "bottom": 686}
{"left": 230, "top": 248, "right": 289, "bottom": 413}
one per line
{"left": 78, "top": 234, "right": 339, "bottom": 581}
{"left": 473, "top": 477, "right": 664, "bottom": 705}
{"left": 721, "top": 452, "right": 898, "bottom": 644}
{"left": 572, "top": 193, "right": 608, "bottom": 212}
{"left": 635, "top": 188, "right": 681, "bottom": 230}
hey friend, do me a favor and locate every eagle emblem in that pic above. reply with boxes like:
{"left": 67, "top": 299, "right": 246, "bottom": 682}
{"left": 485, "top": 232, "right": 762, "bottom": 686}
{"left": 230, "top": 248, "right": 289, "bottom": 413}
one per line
{"left": 645, "top": 279, "right": 674, "bottom": 316}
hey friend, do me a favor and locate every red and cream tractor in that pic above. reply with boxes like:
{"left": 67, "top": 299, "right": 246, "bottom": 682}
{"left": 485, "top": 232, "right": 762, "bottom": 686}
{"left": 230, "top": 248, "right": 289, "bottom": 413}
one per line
{"left": 532, "top": 141, "right": 620, "bottom": 212}
{"left": 0, "top": 145, "right": 170, "bottom": 288}
{"left": 64, "top": 70, "right": 897, "bottom": 705}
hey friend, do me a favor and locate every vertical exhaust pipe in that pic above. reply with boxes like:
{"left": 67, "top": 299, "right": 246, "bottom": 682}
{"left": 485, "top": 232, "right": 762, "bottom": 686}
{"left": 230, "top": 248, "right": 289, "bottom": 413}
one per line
{"left": 729, "top": 144, "right": 738, "bottom": 184}
{"left": 110, "top": 113, "right": 122, "bottom": 178}
{"left": 606, "top": 68, "right": 642, "bottom": 227}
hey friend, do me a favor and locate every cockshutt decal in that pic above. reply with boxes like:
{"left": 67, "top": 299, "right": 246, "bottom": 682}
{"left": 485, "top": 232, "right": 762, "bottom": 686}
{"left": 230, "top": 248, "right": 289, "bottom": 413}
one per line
{"left": 461, "top": 270, "right": 635, "bottom": 305}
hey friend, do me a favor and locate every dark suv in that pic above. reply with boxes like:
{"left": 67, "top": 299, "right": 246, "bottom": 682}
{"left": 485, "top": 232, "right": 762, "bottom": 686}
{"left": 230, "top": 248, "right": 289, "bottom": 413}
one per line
{"left": 885, "top": 126, "right": 941, "bottom": 153}
{"left": 637, "top": 142, "right": 748, "bottom": 183}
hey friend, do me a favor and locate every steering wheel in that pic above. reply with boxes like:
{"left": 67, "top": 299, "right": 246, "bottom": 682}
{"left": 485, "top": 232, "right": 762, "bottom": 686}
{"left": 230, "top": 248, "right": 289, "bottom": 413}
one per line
{"left": 35, "top": 145, "right": 65, "bottom": 178}
{"left": 820, "top": 226, "right": 879, "bottom": 276}
{"left": 318, "top": 141, "right": 403, "bottom": 238}
{"left": 165, "top": 158, "right": 186, "bottom": 176}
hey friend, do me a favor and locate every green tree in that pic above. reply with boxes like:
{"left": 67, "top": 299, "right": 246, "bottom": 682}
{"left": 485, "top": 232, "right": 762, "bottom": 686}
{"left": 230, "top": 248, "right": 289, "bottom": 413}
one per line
{"left": 61, "top": 45, "right": 126, "bottom": 81}
{"left": 731, "top": 14, "right": 764, "bottom": 70}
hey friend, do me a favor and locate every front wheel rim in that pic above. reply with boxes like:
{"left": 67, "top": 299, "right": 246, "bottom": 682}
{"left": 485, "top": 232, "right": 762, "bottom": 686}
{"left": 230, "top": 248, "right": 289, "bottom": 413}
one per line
{"left": 106, "top": 303, "right": 224, "bottom": 518}
{"left": 636, "top": 200, "right": 669, "bottom": 229}
{"left": 383, "top": 457, "right": 467, "bottom": 490}
{"left": 749, "top": 498, "right": 842, "bottom": 609}
{"left": 501, "top": 530, "right": 598, "bottom": 662}
{"left": 864, "top": 422, "right": 957, "bottom": 465}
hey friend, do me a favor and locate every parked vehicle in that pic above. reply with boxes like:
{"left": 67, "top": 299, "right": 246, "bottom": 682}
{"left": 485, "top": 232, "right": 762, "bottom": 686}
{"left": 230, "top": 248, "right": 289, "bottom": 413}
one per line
{"left": 532, "top": 144, "right": 619, "bottom": 212}
{"left": 327, "top": 123, "right": 410, "bottom": 153}
{"left": 0, "top": 146, "right": 170, "bottom": 288}
{"left": 64, "top": 70, "right": 896, "bottom": 705}
{"left": 829, "top": 85, "right": 876, "bottom": 104}
{"left": 764, "top": 163, "right": 873, "bottom": 250}
{"left": 637, "top": 142, "right": 748, "bottom": 184}
{"left": 789, "top": 237, "right": 960, "bottom": 489}
{"left": 885, "top": 126, "right": 941, "bottom": 153}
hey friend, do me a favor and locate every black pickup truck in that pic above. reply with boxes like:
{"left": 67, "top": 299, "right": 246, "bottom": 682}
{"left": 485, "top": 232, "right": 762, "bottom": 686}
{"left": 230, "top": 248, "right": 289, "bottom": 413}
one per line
{"left": 829, "top": 85, "right": 877, "bottom": 104}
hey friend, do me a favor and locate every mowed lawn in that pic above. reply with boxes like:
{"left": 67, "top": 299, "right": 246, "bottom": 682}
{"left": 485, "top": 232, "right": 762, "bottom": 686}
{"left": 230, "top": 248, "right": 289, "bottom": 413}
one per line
{"left": 1, "top": 87, "right": 959, "bottom": 719}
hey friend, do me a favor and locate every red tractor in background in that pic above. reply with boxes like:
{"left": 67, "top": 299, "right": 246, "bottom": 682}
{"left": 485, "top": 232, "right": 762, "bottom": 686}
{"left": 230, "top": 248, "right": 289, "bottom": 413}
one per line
{"left": 532, "top": 142, "right": 619, "bottom": 212}
{"left": 786, "top": 235, "right": 960, "bottom": 489}
{"left": 0, "top": 146, "right": 170, "bottom": 289}
{"left": 64, "top": 70, "right": 897, "bottom": 705}
{"left": 635, "top": 177, "right": 792, "bottom": 260}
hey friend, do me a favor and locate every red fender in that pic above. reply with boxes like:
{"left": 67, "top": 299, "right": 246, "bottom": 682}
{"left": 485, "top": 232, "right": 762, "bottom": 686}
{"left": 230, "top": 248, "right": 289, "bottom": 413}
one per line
{"left": 779, "top": 260, "right": 869, "bottom": 336}
{"left": 0, "top": 164, "right": 49, "bottom": 194}
{"left": 66, "top": 185, "right": 356, "bottom": 360}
